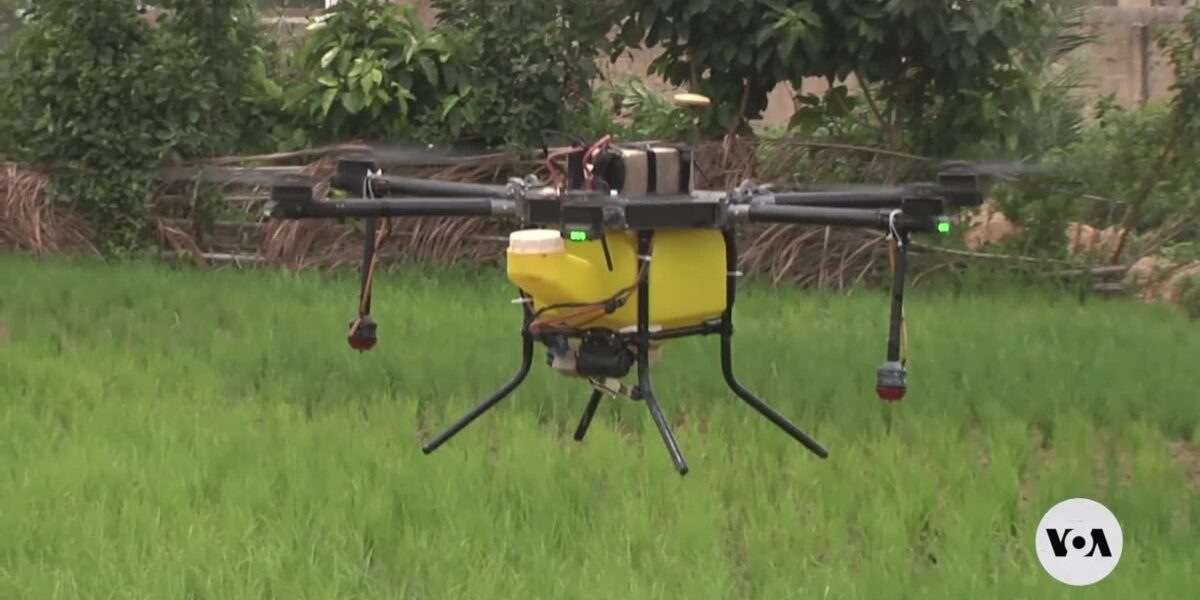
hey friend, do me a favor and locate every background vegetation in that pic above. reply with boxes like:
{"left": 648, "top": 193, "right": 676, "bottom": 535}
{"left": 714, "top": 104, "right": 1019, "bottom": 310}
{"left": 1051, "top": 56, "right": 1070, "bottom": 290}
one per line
{"left": 0, "top": 0, "right": 1197, "bottom": 290}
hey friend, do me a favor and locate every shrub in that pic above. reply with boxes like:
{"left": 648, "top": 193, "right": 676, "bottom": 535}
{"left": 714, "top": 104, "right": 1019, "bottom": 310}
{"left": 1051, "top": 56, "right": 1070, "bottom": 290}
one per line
{"left": 0, "top": 1, "right": 167, "bottom": 253}
{"left": 153, "top": 0, "right": 283, "bottom": 158}
{"left": 0, "top": 0, "right": 277, "bottom": 253}
{"left": 614, "top": 0, "right": 1076, "bottom": 156}
{"left": 432, "top": 0, "right": 617, "bottom": 147}
{"left": 565, "top": 76, "right": 696, "bottom": 142}
{"left": 283, "top": 0, "right": 477, "bottom": 145}
{"left": 991, "top": 7, "right": 1200, "bottom": 260}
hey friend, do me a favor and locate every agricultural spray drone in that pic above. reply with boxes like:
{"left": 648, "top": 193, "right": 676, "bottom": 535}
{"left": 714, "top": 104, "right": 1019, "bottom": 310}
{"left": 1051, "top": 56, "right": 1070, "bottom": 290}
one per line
{"left": 263, "top": 105, "right": 986, "bottom": 475}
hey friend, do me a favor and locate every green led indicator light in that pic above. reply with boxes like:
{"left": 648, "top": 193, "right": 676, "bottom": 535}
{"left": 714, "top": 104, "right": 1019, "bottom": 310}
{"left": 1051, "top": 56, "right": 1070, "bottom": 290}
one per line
{"left": 568, "top": 230, "right": 588, "bottom": 242}
{"left": 937, "top": 221, "right": 951, "bottom": 234}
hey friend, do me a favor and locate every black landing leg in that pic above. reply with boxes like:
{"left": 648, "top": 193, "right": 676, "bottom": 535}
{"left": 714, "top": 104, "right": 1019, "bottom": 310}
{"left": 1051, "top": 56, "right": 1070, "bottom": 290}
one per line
{"left": 573, "top": 389, "right": 604, "bottom": 442}
{"left": 421, "top": 302, "right": 535, "bottom": 455}
{"left": 635, "top": 231, "right": 689, "bottom": 475}
{"left": 719, "top": 228, "right": 829, "bottom": 459}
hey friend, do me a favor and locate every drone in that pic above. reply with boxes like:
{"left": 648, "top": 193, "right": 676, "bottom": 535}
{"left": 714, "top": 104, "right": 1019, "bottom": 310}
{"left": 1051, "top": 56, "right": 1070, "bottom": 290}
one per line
{"left": 263, "top": 113, "right": 985, "bottom": 475}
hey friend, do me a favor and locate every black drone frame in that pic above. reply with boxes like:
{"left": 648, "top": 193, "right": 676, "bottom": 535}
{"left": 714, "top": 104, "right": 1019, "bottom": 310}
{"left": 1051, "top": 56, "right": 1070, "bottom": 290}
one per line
{"left": 267, "top": 151, "right": 982, "bottom": 475}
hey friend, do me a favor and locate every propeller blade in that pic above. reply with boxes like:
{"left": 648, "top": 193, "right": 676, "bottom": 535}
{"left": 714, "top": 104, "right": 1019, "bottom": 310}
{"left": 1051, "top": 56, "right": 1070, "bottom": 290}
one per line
{"left": 158, "top": 139, "right": 506, "bottom": 187}
{"left": 932, "top": 159, "right": 1057, "bottom": 180}
{"left": 161, "top": 166, "right": 315, "bottom": 187}
{"left": 341, "top": 139, "right": 504, "bottom": 166}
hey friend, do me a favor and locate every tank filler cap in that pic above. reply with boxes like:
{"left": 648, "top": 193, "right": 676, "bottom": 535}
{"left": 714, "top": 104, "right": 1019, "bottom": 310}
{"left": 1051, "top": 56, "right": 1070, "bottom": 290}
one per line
{"left": 508, "top": 229, "right": 565, "bottom": 254}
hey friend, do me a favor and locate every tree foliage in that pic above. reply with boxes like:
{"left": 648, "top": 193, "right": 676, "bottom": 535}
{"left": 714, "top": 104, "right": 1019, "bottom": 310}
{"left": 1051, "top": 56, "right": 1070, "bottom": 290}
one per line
{"left": 154, "top": 0, "right": 282, "bottom": 158}
{"left": 432, "top": 0, "right": 617, "bottom": 147}
{"left": 284, "top": 0, "right": 477, "bottom": 145}
{"left": 993, "top": 6, "right": 1200, "bottom": 260}
{"left": 1, "top": 0, "right": 164, "bottom": 252}
{"left": 0, "top": 0, "right": 273, "bottom": 253}
{"left": 615, "top": 0, "right": 1074, "bottom": 155}
{"left": 1165, "top": 6, "right": 1200, "bottom": 133}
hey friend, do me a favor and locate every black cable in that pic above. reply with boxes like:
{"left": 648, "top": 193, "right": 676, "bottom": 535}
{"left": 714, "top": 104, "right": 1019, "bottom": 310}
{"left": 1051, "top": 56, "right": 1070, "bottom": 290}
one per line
{"left": 529, "top": 262, "right": 649, "bottom": 324}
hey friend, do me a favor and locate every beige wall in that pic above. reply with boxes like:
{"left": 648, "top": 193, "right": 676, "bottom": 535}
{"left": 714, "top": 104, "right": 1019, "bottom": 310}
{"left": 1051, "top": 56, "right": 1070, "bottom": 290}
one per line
{"left": 1070, "top": 6, "right": 1191, "bottom": 108}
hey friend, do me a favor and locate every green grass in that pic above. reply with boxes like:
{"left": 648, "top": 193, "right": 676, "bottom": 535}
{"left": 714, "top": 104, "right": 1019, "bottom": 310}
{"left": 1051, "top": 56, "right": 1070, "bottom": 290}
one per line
{"left": 1, "top": 255, "right": 1198, "bottom": 599}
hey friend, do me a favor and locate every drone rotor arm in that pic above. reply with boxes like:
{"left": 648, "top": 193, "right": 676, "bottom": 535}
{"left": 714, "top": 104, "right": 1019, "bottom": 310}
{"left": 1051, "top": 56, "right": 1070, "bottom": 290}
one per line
{"left": 269, "top": 196, "right": 514, "bottom": 220}
{"left": 769, "top": 188, "right": 912, "bottom": 209}
{"left": 738, "top": 203, "right": 945, "bottom": 235}
{"left": 360, "top": 175, "right": 511, "bottom": 199}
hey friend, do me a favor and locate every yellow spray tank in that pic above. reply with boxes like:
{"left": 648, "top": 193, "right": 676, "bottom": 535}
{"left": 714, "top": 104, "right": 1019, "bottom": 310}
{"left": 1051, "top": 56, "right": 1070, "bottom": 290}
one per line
{"left": 505, "top": 228, "right": 727, "bottom": 333}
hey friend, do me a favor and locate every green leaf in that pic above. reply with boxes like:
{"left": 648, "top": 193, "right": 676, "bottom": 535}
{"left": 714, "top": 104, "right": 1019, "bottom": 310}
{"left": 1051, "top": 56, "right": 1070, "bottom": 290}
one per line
{"left": 320, "top": 87, "right": 338, "bottom": 116}
{"left": 417, "top": 54, "right": 439, "bottom": 86}
{"left": 263, "top": 79, "right": 283, "bottom": 99}
{"left": 404, "top": 38, "right": 418, "bottom": 63}
{"left": 442, "top": 94, "right": 463, "bottom": 120}
{"left": 779, "top": 29, "right": 799, "bottom": 58}
{"left": 320, "top": 47, "right": 340, "bottom": 69}
{"left": 396, "top": 92, "right": 409, "bottom": 118}
{"left": 341, "top": 90, "right": 364, "bottom": 114}
{"left": 917, "top": 11, "right": 935, "bottom": 42}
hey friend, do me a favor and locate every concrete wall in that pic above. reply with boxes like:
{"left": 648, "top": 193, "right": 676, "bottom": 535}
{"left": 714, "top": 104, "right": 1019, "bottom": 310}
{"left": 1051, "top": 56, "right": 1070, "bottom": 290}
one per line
{"left": 1072, "top": 5, "right": 1192, "bottom": 108}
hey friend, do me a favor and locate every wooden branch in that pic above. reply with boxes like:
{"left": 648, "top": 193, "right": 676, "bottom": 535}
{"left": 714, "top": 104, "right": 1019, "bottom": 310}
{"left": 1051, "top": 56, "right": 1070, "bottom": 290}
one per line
{"left": 908, "top": 243, "right": 1076, "bottom": 266}
{"left": 1132, "top": 211, "right": 1200, "bottom": 264}
{"left": 1041, "top": 265, "right": 1130, "bottom": 279}
{"left": 185, "top": 143, "right": 507, "bottom": 168}
{"left": 759, "top": 138, "right": 930, "bottom": 163}
{"left": 856, "top": 71, "right": 888, "bottom": 134}
{"left": 160, "top": 251, "right": 267, "bottom": 266}
{"left": 1109, "top": 118, "right": 1181, "bottom": 264}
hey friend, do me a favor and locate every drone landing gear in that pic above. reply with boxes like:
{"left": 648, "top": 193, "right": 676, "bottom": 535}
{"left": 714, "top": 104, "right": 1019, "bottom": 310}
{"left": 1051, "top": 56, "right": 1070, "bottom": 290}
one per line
{"left": 573, "top": 389, "right": 604, "bottom": 441}
{"left": 631, "top": 230, "right": 689, "bottom": 473}
{"left": 566, "top": 232, "right": 688, "bottom": 473}
{"left": 573, "top": 229, "right": 826, "bottom": 472}
{"left": 420, "top": 309, "right": 535, "bottom": 455}
{"left": 421, "top": 229, "right": 828, "bottom": 473}
{"left": 718, "top": 228, "right": 829, "bottom": 459}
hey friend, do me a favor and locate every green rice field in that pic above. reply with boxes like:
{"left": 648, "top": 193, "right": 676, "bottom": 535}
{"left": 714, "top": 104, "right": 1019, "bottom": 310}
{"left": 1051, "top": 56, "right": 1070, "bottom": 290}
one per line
{"left": 2, "top": 255, "right": 1198, "bottom": 599}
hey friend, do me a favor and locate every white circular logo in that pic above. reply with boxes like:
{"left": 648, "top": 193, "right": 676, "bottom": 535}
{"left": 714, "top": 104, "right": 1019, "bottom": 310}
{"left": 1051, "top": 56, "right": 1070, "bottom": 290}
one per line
{"left": 1035, "top": 498, "right": 1123, "bottom": 586}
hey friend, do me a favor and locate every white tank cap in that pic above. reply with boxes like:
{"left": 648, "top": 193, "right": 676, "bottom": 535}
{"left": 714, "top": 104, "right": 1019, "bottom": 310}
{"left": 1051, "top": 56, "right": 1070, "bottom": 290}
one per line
{"left": 508, "top": 229, "right": 565, "bottom": 254}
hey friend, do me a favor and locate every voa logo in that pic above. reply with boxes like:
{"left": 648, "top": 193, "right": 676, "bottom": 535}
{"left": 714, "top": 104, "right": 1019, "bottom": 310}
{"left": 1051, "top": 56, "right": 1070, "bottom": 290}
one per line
{"left": 1035, "top": 498, "right": 1123, "bottom": 586}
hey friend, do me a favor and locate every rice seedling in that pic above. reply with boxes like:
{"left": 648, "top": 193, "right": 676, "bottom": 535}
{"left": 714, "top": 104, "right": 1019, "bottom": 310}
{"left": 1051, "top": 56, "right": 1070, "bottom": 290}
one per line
{"left": 1, "top": 255, "right": 1196, "bottom": 599}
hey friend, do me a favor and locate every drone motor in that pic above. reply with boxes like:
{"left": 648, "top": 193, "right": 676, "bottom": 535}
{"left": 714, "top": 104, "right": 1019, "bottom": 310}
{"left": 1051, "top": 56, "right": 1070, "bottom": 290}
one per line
{"left": 575, "top": 329, "right": 635, "bottom": 379}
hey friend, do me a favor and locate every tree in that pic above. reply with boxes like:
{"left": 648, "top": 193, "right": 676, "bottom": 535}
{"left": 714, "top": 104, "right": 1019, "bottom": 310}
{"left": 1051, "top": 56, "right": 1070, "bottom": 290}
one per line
{"left": 432, "top": 0, "right": 618, "bottom": 147}
{"left": 615, "top": 0, "right": 1074, "bottom": 156}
